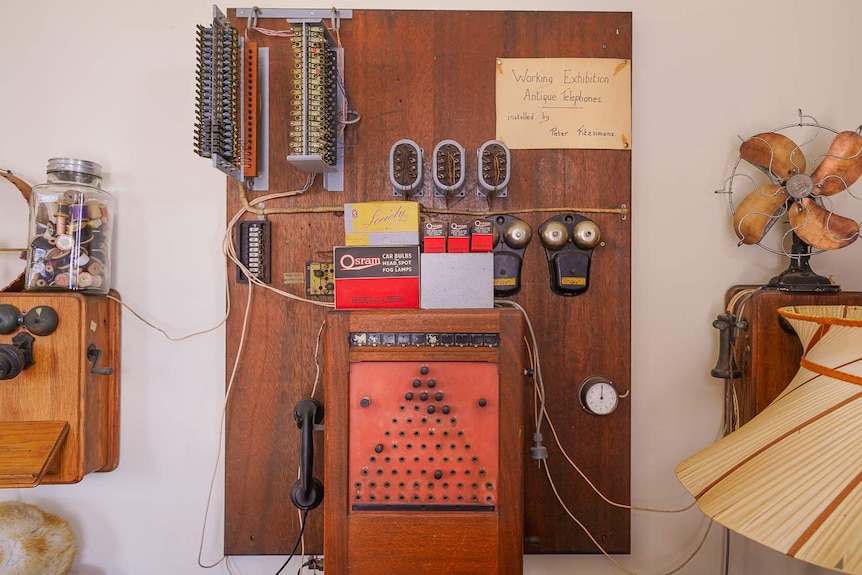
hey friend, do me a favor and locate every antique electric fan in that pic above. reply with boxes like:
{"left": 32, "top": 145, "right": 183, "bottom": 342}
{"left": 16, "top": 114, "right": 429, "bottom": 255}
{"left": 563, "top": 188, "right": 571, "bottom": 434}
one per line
{"left": 723, "top": 111, "right": 862, "bottom": 290}
{"left": 676, "top": 115, "right": 862, "bottom": 574}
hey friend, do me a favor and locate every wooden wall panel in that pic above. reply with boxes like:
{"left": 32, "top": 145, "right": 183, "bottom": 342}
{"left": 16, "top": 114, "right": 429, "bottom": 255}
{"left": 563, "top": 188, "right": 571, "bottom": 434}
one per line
{"left": 225, "top": 9, "right": 632, "bottom": 556}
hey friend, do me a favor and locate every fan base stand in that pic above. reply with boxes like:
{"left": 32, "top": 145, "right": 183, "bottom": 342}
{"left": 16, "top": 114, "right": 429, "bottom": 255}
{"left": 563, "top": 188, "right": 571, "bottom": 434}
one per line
{"left": 765, "top": 257, "right": 840, "bottom": 293}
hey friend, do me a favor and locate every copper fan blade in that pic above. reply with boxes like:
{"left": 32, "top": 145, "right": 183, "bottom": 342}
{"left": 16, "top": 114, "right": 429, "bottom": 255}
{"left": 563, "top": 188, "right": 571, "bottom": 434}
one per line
{"left": 733, "top": 184, "right": 788, "bottom": 245}
{"left": 739, "top": 132, "right": 807, "bottom": 182}
{"left": 788, "top": 197, "right": 860, "bottom": 250}
{"left": 810, "top": 130, "right": 862, "bottom": 196}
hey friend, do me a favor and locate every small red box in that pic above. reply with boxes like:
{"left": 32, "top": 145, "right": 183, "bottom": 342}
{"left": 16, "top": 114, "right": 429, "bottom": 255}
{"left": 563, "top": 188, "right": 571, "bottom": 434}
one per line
{"left": 448, "top": 222, "right": 470, "bottom": 253}
{"left": 471, "top": 219, "right": 494, "bottom": 252}
{"left": 423, "top": 221, "right": 447, "bottom": 253}
{"left": 334, "top": 246, "right": 420, "bottom": 309}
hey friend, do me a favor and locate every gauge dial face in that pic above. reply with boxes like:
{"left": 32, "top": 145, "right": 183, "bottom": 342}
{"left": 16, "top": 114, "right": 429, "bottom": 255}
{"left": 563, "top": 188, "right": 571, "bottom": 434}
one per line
{"left": 579, "top": 376, "right": 619, "bottom": 416}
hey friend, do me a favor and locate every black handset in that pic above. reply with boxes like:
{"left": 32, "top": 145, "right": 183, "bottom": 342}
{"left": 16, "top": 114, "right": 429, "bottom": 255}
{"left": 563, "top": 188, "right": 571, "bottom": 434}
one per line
{"left": 289, "top": 398, "right": 324, "bottom": 510}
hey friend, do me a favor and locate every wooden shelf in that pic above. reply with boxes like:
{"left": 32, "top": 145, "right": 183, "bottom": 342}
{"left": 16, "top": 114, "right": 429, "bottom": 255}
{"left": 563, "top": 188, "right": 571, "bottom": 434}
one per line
{"left": 0, "top": 421, "right": 69, "bottom": 488}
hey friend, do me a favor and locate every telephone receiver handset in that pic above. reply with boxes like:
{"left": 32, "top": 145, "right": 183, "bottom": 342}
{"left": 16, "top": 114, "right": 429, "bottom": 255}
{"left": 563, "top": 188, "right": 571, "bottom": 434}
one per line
{"left": 290, "top": 398, "right": 324, "bottom": 511}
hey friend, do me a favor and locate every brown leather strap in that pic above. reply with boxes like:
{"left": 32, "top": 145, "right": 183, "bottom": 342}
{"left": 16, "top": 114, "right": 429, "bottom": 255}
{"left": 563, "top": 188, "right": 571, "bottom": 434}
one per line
{"left": 1, "top": 169, "right": 31, "bottom": 292}
{"left": 0, "top": 169, "right": 31, "bottom": 202}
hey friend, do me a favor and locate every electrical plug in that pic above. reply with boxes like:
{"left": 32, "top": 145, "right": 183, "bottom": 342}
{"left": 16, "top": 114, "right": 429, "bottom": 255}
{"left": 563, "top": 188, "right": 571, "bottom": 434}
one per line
{"left": 530, "top": 432, "right": 548, "bottom": 460}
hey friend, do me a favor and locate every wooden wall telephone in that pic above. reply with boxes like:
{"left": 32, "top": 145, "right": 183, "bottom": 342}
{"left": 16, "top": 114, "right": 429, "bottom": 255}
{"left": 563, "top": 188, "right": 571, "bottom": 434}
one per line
{"left": 0, "top": 169, "right": 121, "bottom": 487}
{"left": 722, "top": 286, "right": 862, "bottom": 425}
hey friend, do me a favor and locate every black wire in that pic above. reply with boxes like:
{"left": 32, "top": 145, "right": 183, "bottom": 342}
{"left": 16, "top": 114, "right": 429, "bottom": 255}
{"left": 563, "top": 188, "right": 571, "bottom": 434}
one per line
{"left": 274, "top": 509, "right": 309, "bottom": 575}
{"left": 723, "top": 527, "right": 731, "bottom": 575}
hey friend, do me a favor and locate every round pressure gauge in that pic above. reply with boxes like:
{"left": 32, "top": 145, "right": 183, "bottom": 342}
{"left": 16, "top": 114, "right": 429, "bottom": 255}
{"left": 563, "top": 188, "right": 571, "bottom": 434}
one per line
{"left": 579, "top": 375, "right": 620, "bottom": 416}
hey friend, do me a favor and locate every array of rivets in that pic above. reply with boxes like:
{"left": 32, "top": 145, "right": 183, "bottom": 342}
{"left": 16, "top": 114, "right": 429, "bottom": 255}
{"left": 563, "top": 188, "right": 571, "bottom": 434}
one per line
{"left": 351, "top": 363, "right": 496, "bottom": 509}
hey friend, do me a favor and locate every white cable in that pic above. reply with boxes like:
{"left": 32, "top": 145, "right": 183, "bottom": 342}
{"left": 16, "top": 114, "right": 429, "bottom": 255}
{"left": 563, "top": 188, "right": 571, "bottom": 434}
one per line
{"left": 198, "top": 280, "right": 255, "bottom": 569}
{"left": 105, "top": 293, "right": 228, "bottom": 342}
{"left": 543, "top": 460, "right": 713, "bottom": 575}
{"left": 494, "top": 299, "right": 547, "bottom": 440}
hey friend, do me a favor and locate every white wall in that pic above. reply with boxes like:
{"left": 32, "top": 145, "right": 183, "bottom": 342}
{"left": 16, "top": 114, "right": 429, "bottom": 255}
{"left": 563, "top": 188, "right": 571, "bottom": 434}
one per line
{"left": 1, "top": 1, "right": 859, "bottom": 573}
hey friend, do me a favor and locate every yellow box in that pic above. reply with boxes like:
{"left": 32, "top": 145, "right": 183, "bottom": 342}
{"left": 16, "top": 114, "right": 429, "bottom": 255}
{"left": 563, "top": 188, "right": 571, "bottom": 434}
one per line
{"left": 344, "top": 201, "right": 420, "bottom": 246}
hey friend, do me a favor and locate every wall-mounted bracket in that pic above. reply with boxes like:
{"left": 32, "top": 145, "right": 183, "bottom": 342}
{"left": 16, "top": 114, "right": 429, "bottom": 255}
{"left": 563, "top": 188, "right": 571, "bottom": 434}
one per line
{"left": 235, "top": 8, "right": 353, "bottom": 20}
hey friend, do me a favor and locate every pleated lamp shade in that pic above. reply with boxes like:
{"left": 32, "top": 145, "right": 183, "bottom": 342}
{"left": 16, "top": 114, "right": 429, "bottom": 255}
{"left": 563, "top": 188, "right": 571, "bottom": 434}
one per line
{"left": 676, "top": 305, "right": 862, "bottom": 574}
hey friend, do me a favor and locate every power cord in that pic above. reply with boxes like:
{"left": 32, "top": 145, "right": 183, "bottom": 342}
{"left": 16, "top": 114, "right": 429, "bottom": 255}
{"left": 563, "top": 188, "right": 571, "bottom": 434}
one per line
{"left": 105, "top": 293, "right": 228, "bottom": 342}
{"left": 274, "top": 509, "right": 309, "bottom": 575}
{"left": 543, "top": 459, "right": 713, "bottom": 575}
{"left": 499, "top": 299, "right": 716, "bottom": 575}
{"left": 198, "top": 179, "right": 330, "bottom": 571}
{"left": 224, "top": 177, "right": 334, "bottom": 309}
{"left": 197, "top": 275, "right": 255, "bottom": 571}
{"left": 494, "top": 300, "right": 548, "bottom": 460}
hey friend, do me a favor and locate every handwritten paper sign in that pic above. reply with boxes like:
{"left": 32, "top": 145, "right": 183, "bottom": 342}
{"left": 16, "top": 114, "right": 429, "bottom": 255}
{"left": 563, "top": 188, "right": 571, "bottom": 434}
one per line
{"left": 495, "top": 58, "right": 631, "bottom": 150}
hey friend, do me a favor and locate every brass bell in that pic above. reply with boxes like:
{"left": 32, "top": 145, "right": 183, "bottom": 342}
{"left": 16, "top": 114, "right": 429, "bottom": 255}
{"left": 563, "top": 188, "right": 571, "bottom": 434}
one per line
{"left": 538, "top": 220, "right": 569, "bottom": 250}
{"left": 572, "top": 220, "right": 601, "bottom": 249}
{"left": 503, "top": 220, "right": 532, "bottom": 249}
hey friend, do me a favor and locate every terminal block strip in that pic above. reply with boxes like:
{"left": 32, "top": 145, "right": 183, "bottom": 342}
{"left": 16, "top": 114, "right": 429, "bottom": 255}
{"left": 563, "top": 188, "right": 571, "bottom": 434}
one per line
{"left": 194, "top": 6, "right": 243, "bottom": 181}
{"left": 242, "top": 41, "right": 259, "bottom": 178}
{"left": 195, "top": 6, "right": 266, "bottom": 187}
{"left": 236, "top": 221, "right": 271, "bottom": 284}
{"left": 477, "top": 140, "right": 510, "bottom": 198}
{"left": 433, "top": 140, "right": 466, "bottom": 198}
{"left": 286, "top": 21, "right": 344, "bottom": 191}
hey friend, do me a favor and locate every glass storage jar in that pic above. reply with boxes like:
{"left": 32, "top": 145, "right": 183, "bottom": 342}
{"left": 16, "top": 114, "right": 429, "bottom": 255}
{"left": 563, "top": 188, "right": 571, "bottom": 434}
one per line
{"left": 24, "top": 158, "right": 112, "bottom": 294}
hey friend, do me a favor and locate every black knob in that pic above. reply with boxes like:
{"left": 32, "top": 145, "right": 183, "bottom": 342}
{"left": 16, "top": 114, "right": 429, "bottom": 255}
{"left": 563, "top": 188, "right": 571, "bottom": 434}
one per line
{"left": 427, "top": 379, "right": 437, "bottom": 388}
{"left": 427, "top": 405, "right": 436, "bottom": 414}
{"left": 405, "top": 392, "right": 414, "bottom": 401}
{"left": 412, "top": 379, "right": 421, "bottom": 388}
{"left": 360, "top": 397, "right": 371, "bottom": 408}
{"left": 434, "top": 470, "right": 443, "bottom": 480}
{"left": 375, "top": 444, "right": 384, "bottom": 453}
{"left": 442, "top": 405, "right": 451, "bottom": 414}
{"left": 435, "top": 392, "right": 443, "bottom": 401}
{"left": 420, "top": 392, "right": 428, "bottom": 401}
{"left": 0, "top": 304, "right": 20, "bottom": 335}
{"left": 0, "top": 345, "right": 26, "bottom": 380}
{"left": 420, "top": 366, "right": 429, "bottom": 375}
{"left": 478, "top": 398, "right": 487, "bottom": 407}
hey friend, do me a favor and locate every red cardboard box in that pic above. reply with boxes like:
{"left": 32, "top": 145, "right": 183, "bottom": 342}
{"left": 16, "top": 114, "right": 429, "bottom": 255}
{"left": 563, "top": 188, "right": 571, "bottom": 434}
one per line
{"left": 448, "top": 222, "right": 470, "bottom": 253}
{"left": 334, "top": 245, "right": 420, "bottom": 309}
{"left": 423, "top": 221, "right": 447, "bottom": 253}
{"left": 471, "top": 218, "right": 494, "bottom": 252}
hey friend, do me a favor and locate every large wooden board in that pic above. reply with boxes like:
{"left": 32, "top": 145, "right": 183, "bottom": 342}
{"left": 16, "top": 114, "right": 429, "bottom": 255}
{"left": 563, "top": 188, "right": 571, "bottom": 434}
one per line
{"left": 225, "top": 10, "right": 631, "bottom": 556}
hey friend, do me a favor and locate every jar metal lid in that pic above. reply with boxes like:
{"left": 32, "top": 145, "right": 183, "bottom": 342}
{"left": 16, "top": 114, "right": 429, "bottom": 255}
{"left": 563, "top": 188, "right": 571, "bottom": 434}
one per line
{"left": 46, "top": 158, "right": 102, "bottom": 178}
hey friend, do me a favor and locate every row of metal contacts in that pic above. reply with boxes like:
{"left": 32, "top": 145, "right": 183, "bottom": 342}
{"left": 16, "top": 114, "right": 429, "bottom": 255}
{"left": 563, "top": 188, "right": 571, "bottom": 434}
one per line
{"left": 288, "top": 24, "right": 338, "bottom": 165}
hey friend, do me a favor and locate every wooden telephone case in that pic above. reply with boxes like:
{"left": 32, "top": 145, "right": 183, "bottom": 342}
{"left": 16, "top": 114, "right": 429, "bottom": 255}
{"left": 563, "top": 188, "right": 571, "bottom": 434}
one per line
{"left": 727, "top": 286, "right": 862, "bottom": 425}
{"left": 323, "top": 309, "right": 525, "bottom": 574}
